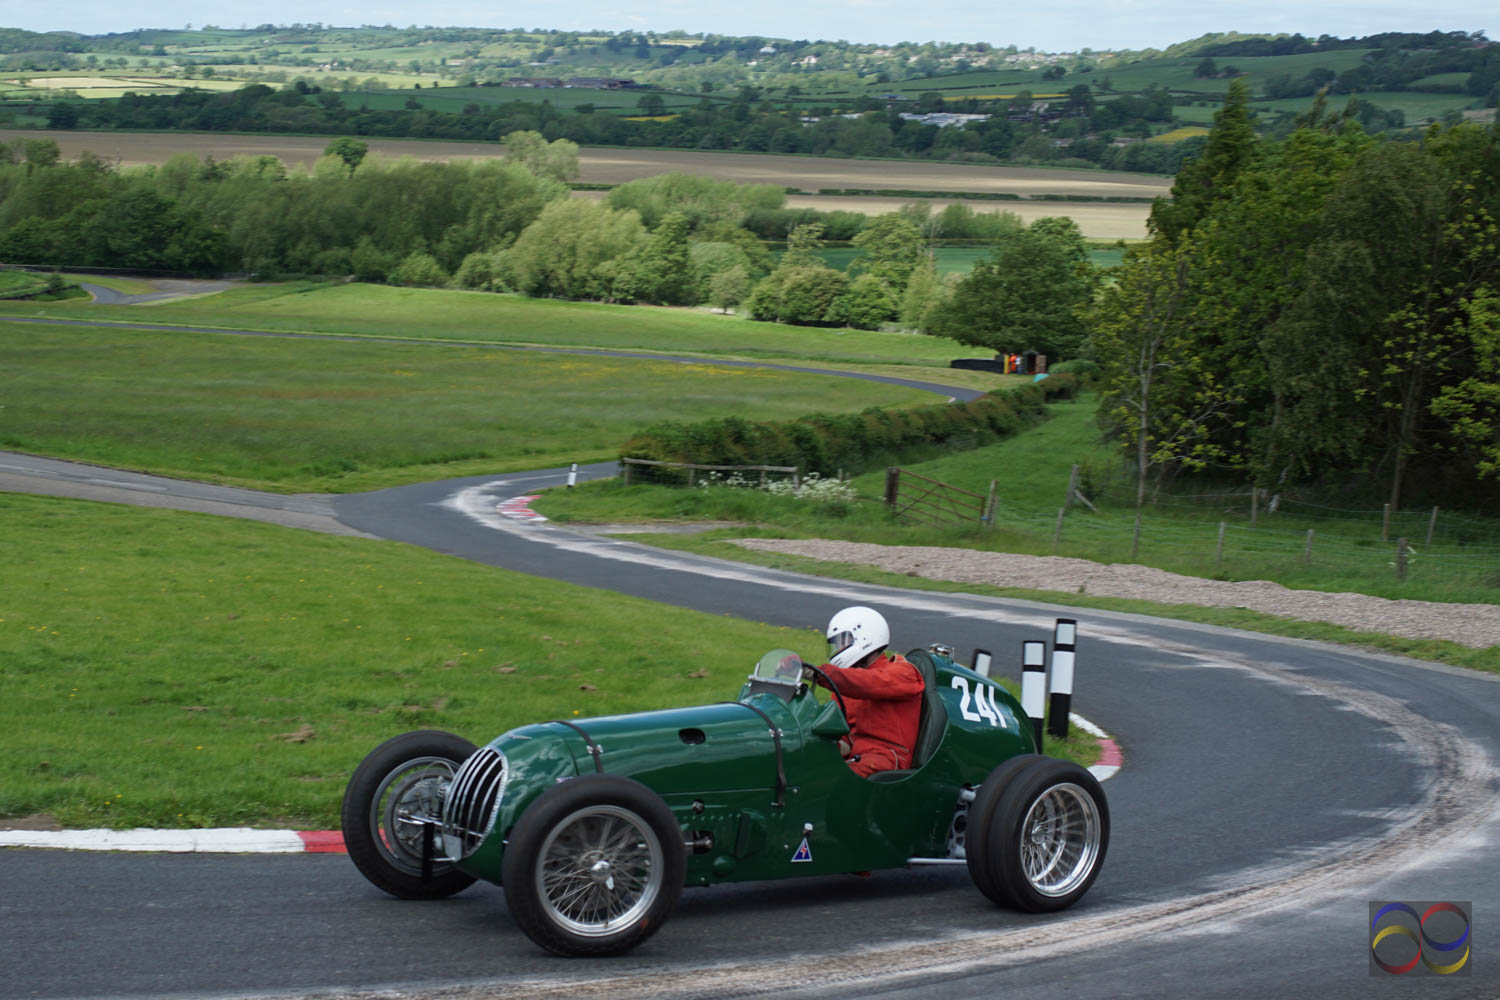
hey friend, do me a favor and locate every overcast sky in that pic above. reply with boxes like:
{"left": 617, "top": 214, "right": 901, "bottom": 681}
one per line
{"left": 9, "top": 2, "right": 1493, "bottom": 54}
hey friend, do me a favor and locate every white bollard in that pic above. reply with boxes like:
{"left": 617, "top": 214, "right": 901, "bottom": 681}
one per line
{"left": 1048, "top": 619, "right": 1076, "bottom": 740}
{"left": 567, "top": 463, "right": 577, "bottom": 488}
{"left": 1021, "top": 640, "right": 1046, "bottom": 752}
{"left": 971, "top": 648, "right": 992, "bottom": 679}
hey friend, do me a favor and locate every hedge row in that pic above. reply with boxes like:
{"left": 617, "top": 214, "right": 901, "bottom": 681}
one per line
{"left": 619, "top": 374, "right": 1078, "bottom": 480}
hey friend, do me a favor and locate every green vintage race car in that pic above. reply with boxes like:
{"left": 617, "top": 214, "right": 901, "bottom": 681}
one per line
{"left": 341, "top": 646, "right": 1109, "bottom": 956}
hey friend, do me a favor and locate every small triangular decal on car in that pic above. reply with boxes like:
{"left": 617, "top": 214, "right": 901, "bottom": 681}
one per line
{"left": 791, "top": 837, "right": 812, "bottom": 862}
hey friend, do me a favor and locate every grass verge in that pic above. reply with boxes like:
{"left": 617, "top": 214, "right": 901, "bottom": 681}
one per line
{"left": 536, "top": 394, "right": 1500, "bottom": 675}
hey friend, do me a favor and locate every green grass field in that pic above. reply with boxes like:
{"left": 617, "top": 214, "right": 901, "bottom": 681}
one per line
{"left": 0, "top": 318, "right": 939, "bottom": 493}
{"left": 0, "top": 492, "right": 833, "bottom": 828}
{"left": 0, "top": 281, "right": 973, "bottom": 366}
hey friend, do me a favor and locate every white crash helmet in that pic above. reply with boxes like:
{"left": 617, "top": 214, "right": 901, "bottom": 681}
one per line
{"left": 826, "top": 606, "right": 890, "bottom": 670}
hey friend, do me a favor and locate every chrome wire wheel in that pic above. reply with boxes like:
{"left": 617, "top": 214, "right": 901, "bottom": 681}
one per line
{"left": 534, "top": 804, "right": 664, "bottom": 937}
{"left": 369, "top": 756, "right": 456, "bottom": 875}
{"left": 1018, "top": 781, "right": 1102, "bottom": 898}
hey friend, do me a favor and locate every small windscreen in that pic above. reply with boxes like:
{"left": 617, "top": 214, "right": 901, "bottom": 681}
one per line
{"left": 751, "top": 648, "right": 805, "bottom": 686}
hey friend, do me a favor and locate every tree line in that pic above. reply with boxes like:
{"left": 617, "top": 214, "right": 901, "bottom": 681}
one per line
{"left": 39, "top": 81, "right": 1202, "bottom": 174}
{"left": 1090, "top": 80, "right": 1500, "bottom": 511}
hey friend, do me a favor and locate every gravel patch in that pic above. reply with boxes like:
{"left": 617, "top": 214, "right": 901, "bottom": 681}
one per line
{"left": 730, "top": 538, "right": 1500, "bottom": 649}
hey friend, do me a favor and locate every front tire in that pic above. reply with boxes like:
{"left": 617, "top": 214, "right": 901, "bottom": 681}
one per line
{"left": 502, "top": 774, "right": 686, "bottom": 956}
{"left": 341, "top": 729, "right": 479, "bottom": 900}
{"left": 968, "top": 757, "right": 1108, "bottom": 912}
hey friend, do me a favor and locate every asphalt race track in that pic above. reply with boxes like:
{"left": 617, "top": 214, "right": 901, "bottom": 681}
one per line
{"left": 2, "top": 457, "right": 1498, "bottom": 1000}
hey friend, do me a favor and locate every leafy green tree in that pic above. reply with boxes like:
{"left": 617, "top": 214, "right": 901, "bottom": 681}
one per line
{"left": 0, "top": 216, "right": 54, "bottom": 262}
{"left": 351, "top": 235, "right": 396, "bottom": 282}
{"left": 323, "top": 137, "right": 368, "bottom": 174}
{"left": 80, "top": 187, "right": 222, "bottom": 273}
{"left": 1090, "top": 236, "right": 1243, "bottom": 505}
{"left": 1432, "top": 291, "right": 1500, "bottom": 474}
{"left": 506, "top": 198, "right": 646, "bottom": 300}
{"left": 388, "top": 250, "right": 449, "bottom": 287}
{"left": 688, "top": 240, "right": 752, "bottom": 302}
{"left": 928, "top": 217, "right": 1096, "bottom": 359}
{"left": 628, "top": 211, "right": 696, "bottom": 304}
{"left": 849, "top": 213, "right": 924, "bottom": 290}
{"left": 501, "top": 130, "right": 580, "bottom": 183}
{"left": 708, "top": 264, "right": 751, "bottom": 313}
{"left": 1276, "top": 133, "right": 1500, "bottom": 510}
{"left": 1150, "top": 78, "right": 1258, "bottom": 243}
{"left": 746, "top": 263, "right": 848, "bottom": 326}
{"left": 898, "top": 255, "right": 946, "bottom": 331}
{"left": 22, "top": 139, "right": 60, "bottom": 171}
{"left": 46, "top": 102, "right": 78, "bottom": 129}
{"left": 826, "top": 273, "right": 898, "bottom": 329}
{"left": 780, "top": 222, "right": 826, "bottom": 268}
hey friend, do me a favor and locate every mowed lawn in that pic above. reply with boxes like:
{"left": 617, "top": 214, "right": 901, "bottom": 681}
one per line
{"left": 0, "top": 321, "right": 936, "bottom": 492}
{"left": 4, "top": 281, "right": 973, "bottom": 366}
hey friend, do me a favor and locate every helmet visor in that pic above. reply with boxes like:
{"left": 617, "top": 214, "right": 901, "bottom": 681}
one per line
{"left": 828, "top": 630, "right": 856, "bottom": 659}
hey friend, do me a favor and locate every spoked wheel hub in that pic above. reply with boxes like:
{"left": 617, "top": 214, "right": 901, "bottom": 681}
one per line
{"left": 536, "top": 804, "right": 664, "bottom": 937}
{"left": 1019, "top": 781, "right": 1103, "bottom": 898}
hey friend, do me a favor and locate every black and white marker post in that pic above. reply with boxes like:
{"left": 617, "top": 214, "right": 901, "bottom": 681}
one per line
{"left": 971, "top": 648, "right": 993, "bottom": 679}
{"left": 1047, "top": 618, "right": 1076, "bottom": 740}
{"left": 1021, "top": 640, "right": 1047, "bottom": 751}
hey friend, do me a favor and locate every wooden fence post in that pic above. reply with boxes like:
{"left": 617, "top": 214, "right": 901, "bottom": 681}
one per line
{"left": 1382, "top": 504, "right": 1391, "bottom": 543}
{"left": 1303, "top": 528, "right": 1315, "bottom": 564}
{"left": 1395, "top": 537, "right": 1408, "bottom": 580}
{"left": 884, "top": 467, "right": 900, "bottom": 508}
{"left": 1426, "top": 506, "right": 1438, "bottom": 546}
{"left": 622, "top": 460, "right": 632, "bottom": 486}
{"left": 1131, "top": 512, "right": 1142, "bottom": 559}
{"left": 984, "top": 480, "right": 998, "bottom": 529}
{"left": 1215, "top": 521, "right": 1225, "bottom": 570}
{"left": 1064, "top": 464, "right": 1080, "bottom": 510}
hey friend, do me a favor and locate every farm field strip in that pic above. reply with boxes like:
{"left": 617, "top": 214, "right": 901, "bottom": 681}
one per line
{"left": 0, "top": 129, "right": 1172, "bottom": 197}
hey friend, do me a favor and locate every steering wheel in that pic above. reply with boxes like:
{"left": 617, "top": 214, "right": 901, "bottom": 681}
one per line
{"left": 799, "top": 662, "right": 850, "bottom": 722}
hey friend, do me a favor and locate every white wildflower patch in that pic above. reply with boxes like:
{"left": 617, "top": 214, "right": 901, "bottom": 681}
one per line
{"left": 698, "top": 471, "right": 856, "bottom": 503}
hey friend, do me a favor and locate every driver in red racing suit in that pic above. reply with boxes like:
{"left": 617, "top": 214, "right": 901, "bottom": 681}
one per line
{"left": 815, "top": 606, "right": 925, "bottom": 777}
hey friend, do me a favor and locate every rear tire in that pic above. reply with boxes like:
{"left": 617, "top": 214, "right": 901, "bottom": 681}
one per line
{"left": 968, "top": 757, "right": 1108, "bottom": 912}
{"left": 502, "top": 774, "right": 685, "bottom": 956}
{"left": 341, "top": 730, "right": 479, "bottom": 900}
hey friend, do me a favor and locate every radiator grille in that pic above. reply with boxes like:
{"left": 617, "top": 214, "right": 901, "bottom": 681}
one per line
{"left": 440, "top": 746, "right": 507, "bottom": 859}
